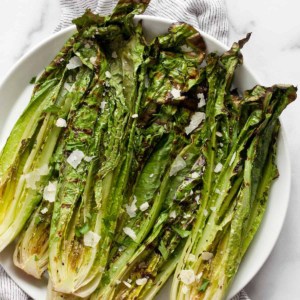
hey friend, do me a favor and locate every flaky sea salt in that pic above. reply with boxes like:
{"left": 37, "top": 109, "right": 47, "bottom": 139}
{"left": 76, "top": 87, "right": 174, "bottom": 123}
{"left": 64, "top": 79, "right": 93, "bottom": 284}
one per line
{"left": 202, "top": 251, "right": 213, "bottom": 261}
{"left": 214, "top": 162, "right": 223, "bottom": 173}
{"left": 90, "top": 56, "right": 97, "bottom": 65}
{"left": 140, "top": 202, "right": 149, "bottom": 212}
{"left": 125, "top": 196, "right": 138, "bottom": 218}
{"left": 67, "top": 150, "right": 85, "bottom": 169}
{"left": 105, "top": 71, "right": 112, "bottom": 78}
{"left": 41, "top": 207, "right": 48, "bottom": 214}
{"left": 169, "top": 211, "right": 177, "bottom": 219}
{"left": 66, "top": 56, "right": 82, "bottom": 70}
{"left": 179, "top": 270, "right": 195, "bottom": 285}
{"left": 55, "top": 118, "right": 67, "bottom": 128}
{"left": 43, "top": 181, "right": 57, "bottom": 203}
{"left": 170, "top": 156, "right": 186, "bottom": 176}
{"left": 170, "top": 87, "right": 181, "bottom": 99}
{"left": 229, "top": 152, "right": 237, "bottom": 166}
{"left": 197, "top": 93, "right": 206, "bottom": 108}
{"left": 185, "top": 112, "right": 206, "bottom": 135}
{"left": 123, "top": 227, "right": 137, "bottom": 241}
{"left": 84, "top": 231, "right": 101, "bottom": 248}
{"left": 136, "top": 278, "right": 148, "bottom": 286}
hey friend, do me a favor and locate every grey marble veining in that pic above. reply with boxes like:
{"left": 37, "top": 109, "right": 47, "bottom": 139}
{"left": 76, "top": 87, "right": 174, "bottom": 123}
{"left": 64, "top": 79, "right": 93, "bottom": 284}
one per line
{"left": 0, "top": 1, "right": 300, "bottom": 299}
{"left": 17, "top": 1, "right": 50, "bottom": 60}
{"left": 0, "top": 0, "right": 60, "bottom": 80}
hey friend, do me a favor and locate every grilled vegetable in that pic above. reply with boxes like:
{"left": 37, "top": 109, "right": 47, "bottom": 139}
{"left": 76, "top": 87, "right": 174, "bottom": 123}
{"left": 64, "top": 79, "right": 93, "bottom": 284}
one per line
{"left": 13, "top": 67, "right": 94, "bottom": 278}
{"left": 91, "top": 19, "right": 207, "bottom": 300}
{"left": 0, "top": 1, "right": 296, "bottom": 300}
{"left": 0, "top": 38, "right": 85, "bottom": 252}
{"left": 171, "top": 48, "right": 297, "bottom": 300}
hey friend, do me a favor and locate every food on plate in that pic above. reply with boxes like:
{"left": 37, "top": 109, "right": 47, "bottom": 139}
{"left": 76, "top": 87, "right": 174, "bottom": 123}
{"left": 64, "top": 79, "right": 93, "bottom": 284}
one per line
{"left": 0, "top": 0, "right": 297, "bottom": 299}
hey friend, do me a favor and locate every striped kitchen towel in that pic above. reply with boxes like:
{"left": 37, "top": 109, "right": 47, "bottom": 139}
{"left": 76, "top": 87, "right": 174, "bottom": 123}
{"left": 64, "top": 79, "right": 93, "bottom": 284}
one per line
{"left": 55, "top": 0, "right": 228, "bottom": 44}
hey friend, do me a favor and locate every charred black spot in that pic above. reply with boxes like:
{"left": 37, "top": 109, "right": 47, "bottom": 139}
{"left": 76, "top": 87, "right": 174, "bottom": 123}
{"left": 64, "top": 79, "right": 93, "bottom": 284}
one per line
{"left": 188, "top": 32, "right": 206, "bottom": 53}
{"left": 73, "top": 127, "right": 93, "bottom": 135}
{"left": 61, "top": 203, "right": 72, "bottom": 209}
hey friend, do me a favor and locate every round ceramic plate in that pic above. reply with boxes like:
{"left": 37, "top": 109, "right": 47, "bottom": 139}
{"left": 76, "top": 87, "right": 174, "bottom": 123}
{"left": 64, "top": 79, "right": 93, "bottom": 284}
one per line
{"left": 0, "top": 15, "right": 291, "bottom": 300}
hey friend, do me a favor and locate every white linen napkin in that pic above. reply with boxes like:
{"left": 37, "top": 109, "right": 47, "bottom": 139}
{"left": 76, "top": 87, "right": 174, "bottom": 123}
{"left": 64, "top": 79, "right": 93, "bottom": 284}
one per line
{"left": 0, "top": 1, "right": 250, "bottom": 299}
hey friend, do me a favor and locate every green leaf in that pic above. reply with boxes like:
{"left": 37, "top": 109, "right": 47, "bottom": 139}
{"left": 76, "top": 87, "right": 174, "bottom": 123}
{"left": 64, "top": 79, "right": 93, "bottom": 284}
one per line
{"left": 34, "top": 215, "right": 42, "bottom": 226}
{"left": 198, "top": 278, "right": 210, "bottom": 292}
{"left": 158, "top": 241, "right": 169, "bottom": 260}
{"left": 30, "top": 76, "right": 37, "bottom": 84}
{"left": 172, "top": 227, "right": 191, "bottom": 238}
{"left": 101, "top": 272, "right": 111, "bottom": 285}
{"left": 75, "top": 223, "right": 90, "bottom": 237}
{"left": 79, "top": 223, "right": 90, "bottom": 235}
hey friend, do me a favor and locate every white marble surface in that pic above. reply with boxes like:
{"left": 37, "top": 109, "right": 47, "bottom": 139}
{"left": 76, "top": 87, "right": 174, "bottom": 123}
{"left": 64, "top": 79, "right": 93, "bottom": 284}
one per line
{"left": 0, "top": 0, "right": 299, "bottom": 299}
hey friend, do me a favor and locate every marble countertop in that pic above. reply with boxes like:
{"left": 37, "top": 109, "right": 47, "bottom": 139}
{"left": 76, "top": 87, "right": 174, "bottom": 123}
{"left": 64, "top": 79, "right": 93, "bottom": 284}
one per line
{"left": 0, "top": 1, "right": 299, "bottom": 299}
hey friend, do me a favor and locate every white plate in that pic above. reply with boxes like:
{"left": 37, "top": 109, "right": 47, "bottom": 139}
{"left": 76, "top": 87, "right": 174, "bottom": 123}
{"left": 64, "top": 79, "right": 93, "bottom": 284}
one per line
{"left": 0, "top": 15, "right": 291, "bottom": 300}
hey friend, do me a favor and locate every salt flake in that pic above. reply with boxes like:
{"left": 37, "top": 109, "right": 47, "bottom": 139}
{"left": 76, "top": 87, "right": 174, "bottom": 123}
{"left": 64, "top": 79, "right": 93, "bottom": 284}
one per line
{"left": 90, "top": 56, "right": 97, "bottom": 65}
{"left": 180, "top": 44, "right": 194, "bottom": 52}
{"left": 185, "top": 112, "right": 206, "bottom": 135}
{"left": 67, "top": 150, "right": 85, "bottom": 169}
{"left": 145, "top": 75, "right": 150, "bottom": 88}
{"left": 24, "top": 165, "right": 49, "bottom": 189}
{"left": 43, "top": 181, "right": 57, "bottom": 203}
{"left": 169, "top": 211, "right": 177, "bottom": 219}
{"left": 182, "top": 285, "right": 189, "bottom": 294}
{"left": 123, "top": 281, "right": 132, "bottom": 288}
{"left": 105, "top": 71, "right": 112, "bottom": 78}
{"left": 202, "top": 251, "right": 213, "bottom": 261}
{"left": 188, "top": 254, "right": 196, "bottom": 262}
{"left": 41, "top": 207, "right": 48, "bottom": 214}
{"left": 123, "top": 227, "right": 137, "bottom": 241}
{"left": 179, "top": 269, "right": 195, "bottom": 285}
{"left": 191, "top": 172, "right": 200, "bottom": 179}
{"left": 64, "top": 82, "right": 72, "bottom": 92}
{"left": 197, "top": 93, "right": 206, "bottom": 108}
{"left": 170, "top": 156, "right": 186, "bottom": 176}
{"left": 229, "top": 152, "right": 237, "bottom": 166}
{"left": 100, "top": 101, "right": 107, "bottom": 112}
{"left": 84, "top": 231, "right": 101, "bottom": 248}
{"left": 84, "top": 156, "right": 95, "bottom": 162}
{"left": 170, "top": 87, "right": 181, "bottom": 99}
{"left": 140, "top": 202, "right": 149, "bottom": 212}
{"left": 136, "top": 278, "right": 148, "bottom": 286}
{"left": 214, "top": 162, "right": 223, "bottom": 173}
{"left": 55, "top": 118, "right": 67, "bottom": 128}
{"left": 66, "top": 56, "right": 82, "bottom": 70}
{"left": 125, "top": 196, "right": 137, "bottom": 218}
